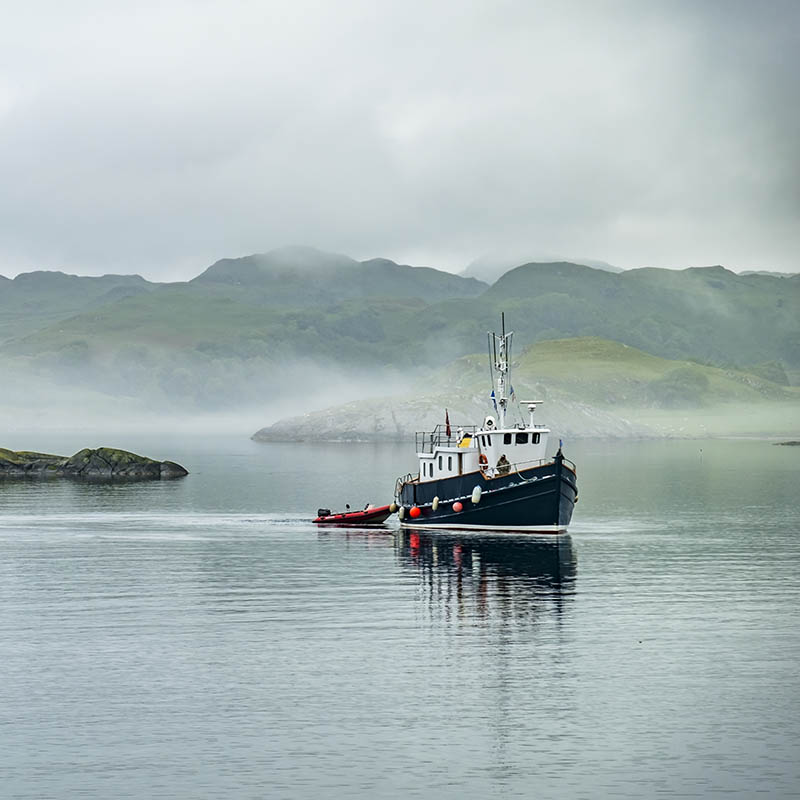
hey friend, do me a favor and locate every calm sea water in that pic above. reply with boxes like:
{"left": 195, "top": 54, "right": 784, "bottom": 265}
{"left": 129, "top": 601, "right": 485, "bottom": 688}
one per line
{"left": 1, "top": 434, "right": 799, "bottom": 799}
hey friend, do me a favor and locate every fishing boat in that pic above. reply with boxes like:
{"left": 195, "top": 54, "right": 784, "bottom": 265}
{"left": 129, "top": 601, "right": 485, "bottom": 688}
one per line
{"left": 393, "top": 315, "right": 577, "bottom": 532}
{"left": 314, "top": 504, "right": 393, "bottom": 526}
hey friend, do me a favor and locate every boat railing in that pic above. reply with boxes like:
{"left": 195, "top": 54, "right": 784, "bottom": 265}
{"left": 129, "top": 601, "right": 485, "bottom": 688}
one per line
{"left": 508, "top": 454, "right": 576, "bottom": 479}
{"left": 394, "top": 452, "right": 575, "bottom": 493}
{"left": 560, "top": 456, "right": 577, "bottom": 474}
{"left": 415, "top": 424, "right": 477, "bottom": 454}
{"left": 395, "top": 472, "right": 418, "bottom": 497}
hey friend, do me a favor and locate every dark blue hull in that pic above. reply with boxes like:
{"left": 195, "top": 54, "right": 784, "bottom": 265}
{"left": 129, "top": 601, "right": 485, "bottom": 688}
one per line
{"left": 398, "top": 454, "right": 577, "bottom": 532}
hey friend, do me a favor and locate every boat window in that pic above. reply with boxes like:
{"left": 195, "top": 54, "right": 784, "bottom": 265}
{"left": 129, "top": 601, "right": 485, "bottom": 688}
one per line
{"left": 448, "top": 456, "right": 452, "bottom": 470}
{"left": 532, "top": 433, "right": 540, "bottom": 444}
{"left": 438, "top": 455, "right": 442, "bottom": 469}
{"left": 504, "top": 433, "right": 512, "bottom": 445}
{"left": 516, "top": 432, "right": 528, "bottom": 444}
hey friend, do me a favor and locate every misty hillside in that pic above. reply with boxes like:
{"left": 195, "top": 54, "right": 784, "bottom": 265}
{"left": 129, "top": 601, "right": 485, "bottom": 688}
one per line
{"left": 392, "top": 262, "right": 800, "bottom": 371}
{"left": 191, "top": 246, "right": 487, "bottom": 306}
{"left": 479, "top": 262, "right": 800, "bottom": 367}
{"left": 254, "top": 338, "right": 800, "bottom": 442}
{"left": 462, "top": 251, "right": 623, "bottom": 284}
{"left": 0, "top": 245, "right": 484, "bottom": 345}
{"left": 1, "top": 247, "right": 799, "bottom": 414}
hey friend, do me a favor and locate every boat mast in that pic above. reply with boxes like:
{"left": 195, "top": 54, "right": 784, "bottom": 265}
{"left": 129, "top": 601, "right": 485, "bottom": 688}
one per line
{"left": 488, "top": 313, "right": 513, "bottom": 428}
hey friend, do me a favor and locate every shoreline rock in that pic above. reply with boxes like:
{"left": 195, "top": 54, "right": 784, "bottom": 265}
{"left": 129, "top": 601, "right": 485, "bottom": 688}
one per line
{"left": 251, "top": 396, "right": 655, "bottom": 443}
{"left": 0, "top": 447, "right": 189, "bottom": 479}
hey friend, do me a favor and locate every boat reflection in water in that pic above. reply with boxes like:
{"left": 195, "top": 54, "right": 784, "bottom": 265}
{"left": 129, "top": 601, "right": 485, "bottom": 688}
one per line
{"left": 396, "top": 528, "right": 577, "bottom": 624}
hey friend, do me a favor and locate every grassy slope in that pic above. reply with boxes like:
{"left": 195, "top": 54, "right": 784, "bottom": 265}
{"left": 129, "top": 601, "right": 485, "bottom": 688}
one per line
{"left": 429, "top": 338, "right": 797, "bottom": 406}
{"left": 0, "top": 447, "right": 62, "bottom": 464}
{"left": 515, "top": 338, "right": 794, "bottom": 404}
{"left": 519, "top": 339, "right": 800, "bottom": 436}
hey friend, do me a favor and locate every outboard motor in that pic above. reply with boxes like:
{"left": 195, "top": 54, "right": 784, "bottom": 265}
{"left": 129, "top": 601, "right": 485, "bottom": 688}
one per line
{"left": 317, "top": 508, "right": 331, "bottom": 517}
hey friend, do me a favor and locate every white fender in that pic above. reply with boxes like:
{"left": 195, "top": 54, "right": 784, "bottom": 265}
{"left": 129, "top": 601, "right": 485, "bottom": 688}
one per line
{"left": 432, "top": 496, "right": 439, "bottom": 511}
{"left": 471, "top": 486, "right": 482, "bottom": 504}
{"left": 398, "top": 506, "right": 405, "bottom": 520}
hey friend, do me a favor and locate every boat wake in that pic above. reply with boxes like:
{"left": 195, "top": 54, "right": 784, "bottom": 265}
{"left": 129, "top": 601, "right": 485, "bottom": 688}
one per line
{"left": 0, "top": 511, "right": 311, "bottom": 538}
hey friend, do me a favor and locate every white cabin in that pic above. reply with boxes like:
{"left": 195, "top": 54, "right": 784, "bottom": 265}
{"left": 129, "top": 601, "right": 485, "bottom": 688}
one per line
{"left": 416, "top": 414, "right": 550, "bottom": 482}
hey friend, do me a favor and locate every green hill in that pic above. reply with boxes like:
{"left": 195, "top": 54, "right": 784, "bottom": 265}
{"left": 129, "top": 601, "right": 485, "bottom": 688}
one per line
{"left": 428, "top": 338, "right": 796, "bottom": 409}
{"left": 462, "top": 251, "right": 623, "bottom": 283}
{"left": 499, "top": 263, "right": 800, "bottom": 366}
{"left": 417, "top": 262, "right": 800, "bottom": 369}
{"left": 0, "top": 271, "right": 157, "bottom": 342}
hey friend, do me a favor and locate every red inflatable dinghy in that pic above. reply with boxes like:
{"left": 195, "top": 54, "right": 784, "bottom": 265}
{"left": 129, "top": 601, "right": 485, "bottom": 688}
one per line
{"left": 313, "top": 504, "right": 393, "bottom": 526}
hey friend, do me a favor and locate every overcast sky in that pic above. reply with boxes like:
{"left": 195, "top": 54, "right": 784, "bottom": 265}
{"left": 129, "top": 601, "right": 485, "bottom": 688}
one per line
{"left": 1, "top": 0, "right": 798, "bottom": 279}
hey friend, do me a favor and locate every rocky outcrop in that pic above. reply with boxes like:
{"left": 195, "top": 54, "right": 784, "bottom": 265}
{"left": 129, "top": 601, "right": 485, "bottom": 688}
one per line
{"left": 252, "top": 394, "right": 654, "bottom": 443}
{"left": 0, "top": 447, "right": 188, "bottom": 479}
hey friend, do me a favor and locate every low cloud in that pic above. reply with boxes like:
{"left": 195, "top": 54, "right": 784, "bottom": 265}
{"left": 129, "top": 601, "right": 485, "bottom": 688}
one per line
{"left": 0, "top": 0, "right": 798, "bottom": 278}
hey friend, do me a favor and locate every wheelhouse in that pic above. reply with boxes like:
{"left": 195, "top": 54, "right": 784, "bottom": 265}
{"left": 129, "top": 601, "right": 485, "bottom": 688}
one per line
{"left": 415, "top": 416, "right": 551, "bottom": 483}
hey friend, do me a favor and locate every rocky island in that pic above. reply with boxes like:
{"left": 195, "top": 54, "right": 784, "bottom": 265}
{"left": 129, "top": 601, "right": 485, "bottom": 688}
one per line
{"left": 0, "top": 447, "right": 189, "bottom": 479}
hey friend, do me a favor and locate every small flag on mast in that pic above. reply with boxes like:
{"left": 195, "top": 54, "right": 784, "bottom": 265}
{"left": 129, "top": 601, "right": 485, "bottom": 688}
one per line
{"left": 445, "top": 409, "right": 451, "bottom": 438}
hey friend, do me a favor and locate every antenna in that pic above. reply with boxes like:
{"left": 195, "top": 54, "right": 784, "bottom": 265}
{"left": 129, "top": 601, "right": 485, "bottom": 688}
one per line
{"left": 487, "top": 332, "right": 494, "bottom": 387}
{"left": 486, "top": 313, "right": 514, "bottom": 428}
